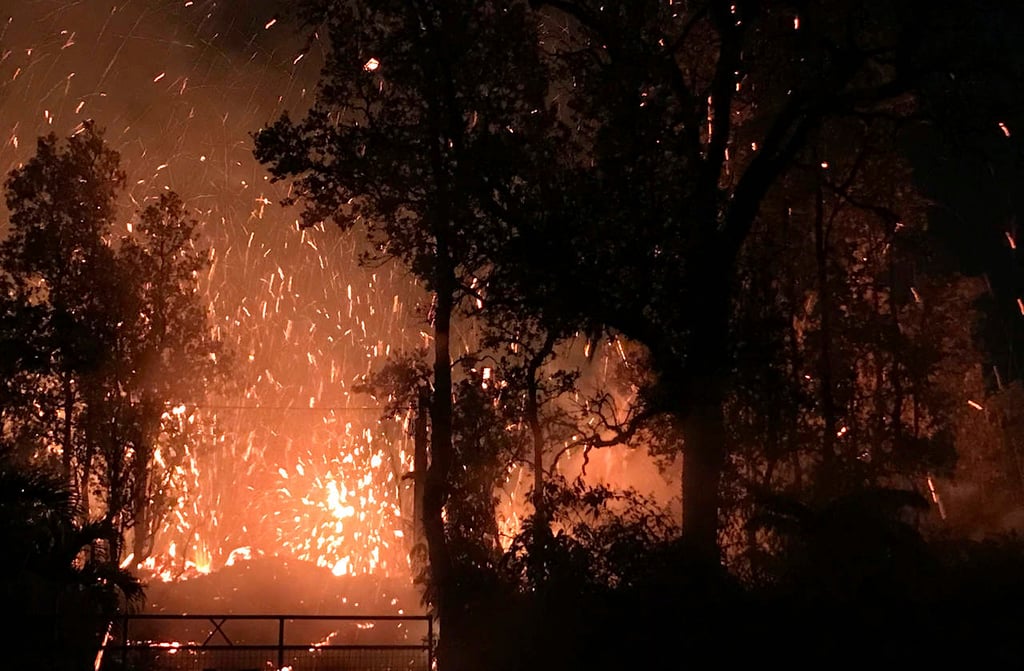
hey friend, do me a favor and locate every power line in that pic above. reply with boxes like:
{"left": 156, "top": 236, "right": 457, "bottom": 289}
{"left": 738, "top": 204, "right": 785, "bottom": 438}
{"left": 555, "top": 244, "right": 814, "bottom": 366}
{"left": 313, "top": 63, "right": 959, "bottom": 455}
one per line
{"left": 165, "top": 404, "right": 410, "bottom": 413}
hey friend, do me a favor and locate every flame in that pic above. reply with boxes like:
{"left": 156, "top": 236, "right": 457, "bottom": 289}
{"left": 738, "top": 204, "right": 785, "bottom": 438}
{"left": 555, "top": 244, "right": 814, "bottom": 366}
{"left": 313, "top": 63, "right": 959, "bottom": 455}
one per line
{"left": 0, "top": 1, "right": 678, "bottom": 590}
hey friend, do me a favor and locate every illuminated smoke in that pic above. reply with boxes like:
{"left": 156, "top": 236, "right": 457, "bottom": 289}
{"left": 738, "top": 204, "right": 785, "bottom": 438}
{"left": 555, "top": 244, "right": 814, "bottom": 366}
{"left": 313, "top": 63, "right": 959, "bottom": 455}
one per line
{"left": 0, "top": 0, "right": 428, "bottom": 579}
{"left": 0, "top": 1, "right": 678, "bottom": 584}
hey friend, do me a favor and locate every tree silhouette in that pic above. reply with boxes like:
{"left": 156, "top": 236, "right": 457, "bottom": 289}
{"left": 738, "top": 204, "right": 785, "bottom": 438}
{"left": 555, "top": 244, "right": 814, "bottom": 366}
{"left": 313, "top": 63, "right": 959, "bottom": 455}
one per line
{"left": 1, "top": 123, "right": 124, "bottom": 487}
{"left": 0, "top": 453, "right": 143, "bottom": 670}
{"left": 0, "top": 124, "right": 228, "bottom": 564}
{"left": 253, "top": 1, "right": 1024, "bottom": 665}
{"left": 254, "top": 2, "right": 551, "bottom": 660}
{"left": 483, "top": 0, "right": 1022, "bottom": 568}
{"left": 113, "top": 192, "right": 227, "bottom": 560}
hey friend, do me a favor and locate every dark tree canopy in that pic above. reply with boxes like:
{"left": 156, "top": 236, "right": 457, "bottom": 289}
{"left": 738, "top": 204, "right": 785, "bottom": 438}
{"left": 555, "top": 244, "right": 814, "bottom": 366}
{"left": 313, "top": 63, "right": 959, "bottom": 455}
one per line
{"left": 255, "top": 2, "right": 1024, "bottom": 668}
{"left": 0, "top": 124, "right": 228, "bottom": 563}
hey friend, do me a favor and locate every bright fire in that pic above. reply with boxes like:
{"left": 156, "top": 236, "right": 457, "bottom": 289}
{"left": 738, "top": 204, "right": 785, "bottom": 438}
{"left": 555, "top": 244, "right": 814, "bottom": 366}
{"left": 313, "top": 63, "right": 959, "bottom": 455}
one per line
{"left": 0, "top": 2, "right": 678, "bottom": 586}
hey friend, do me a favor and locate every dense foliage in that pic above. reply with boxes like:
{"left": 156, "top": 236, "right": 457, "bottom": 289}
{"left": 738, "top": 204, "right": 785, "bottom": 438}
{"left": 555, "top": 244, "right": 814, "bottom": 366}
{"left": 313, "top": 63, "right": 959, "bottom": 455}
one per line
{"left": 0, "top": 125, "right": 228, "bottom": 560}
{"left": 254, "top": 1, "right": 1024, "bottom": 668}
{"left": 5, "top": 1, "right": 1024, "bottom": 669}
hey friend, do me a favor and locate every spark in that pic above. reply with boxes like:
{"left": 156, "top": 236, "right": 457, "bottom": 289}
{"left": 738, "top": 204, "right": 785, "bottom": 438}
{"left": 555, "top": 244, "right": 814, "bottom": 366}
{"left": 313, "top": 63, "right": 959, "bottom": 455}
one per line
{"left": 926, "top": 475, "right": 947, "bottom": 519}
{"left": 0, "top": 0, "right": 666, "bottom": 588}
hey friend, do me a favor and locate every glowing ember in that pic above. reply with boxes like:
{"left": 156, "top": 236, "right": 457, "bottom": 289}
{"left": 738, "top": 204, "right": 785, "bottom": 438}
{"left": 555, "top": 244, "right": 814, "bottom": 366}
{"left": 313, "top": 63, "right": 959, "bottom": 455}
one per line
{"left": 0, "top": 1, "right": 677, "bottom": 587}
{"left": 0, "top": 1, "right": 430, "bottom": 582}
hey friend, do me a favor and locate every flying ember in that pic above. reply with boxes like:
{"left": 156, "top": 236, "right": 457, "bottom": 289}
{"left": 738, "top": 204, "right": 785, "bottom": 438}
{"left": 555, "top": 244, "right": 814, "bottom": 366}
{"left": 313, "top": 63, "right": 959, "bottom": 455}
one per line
{"left": 0, "top": 0, "right": 677, "bottom": 592}
{"left": 0, "top": 0, "right": 429, "bottom": 582}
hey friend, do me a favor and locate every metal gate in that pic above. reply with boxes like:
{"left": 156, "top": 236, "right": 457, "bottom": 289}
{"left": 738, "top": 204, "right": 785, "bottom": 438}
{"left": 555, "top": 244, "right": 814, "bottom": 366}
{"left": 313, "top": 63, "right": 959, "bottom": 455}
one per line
{"left": 99, "top": 614, "right": 433, "bottom": 671}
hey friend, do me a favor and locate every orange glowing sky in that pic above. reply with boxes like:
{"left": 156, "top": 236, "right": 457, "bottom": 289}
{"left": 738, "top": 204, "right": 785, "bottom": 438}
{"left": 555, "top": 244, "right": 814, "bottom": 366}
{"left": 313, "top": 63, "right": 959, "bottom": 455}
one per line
{"left": 0, "top": 1, "right": 678, "bottom": 582}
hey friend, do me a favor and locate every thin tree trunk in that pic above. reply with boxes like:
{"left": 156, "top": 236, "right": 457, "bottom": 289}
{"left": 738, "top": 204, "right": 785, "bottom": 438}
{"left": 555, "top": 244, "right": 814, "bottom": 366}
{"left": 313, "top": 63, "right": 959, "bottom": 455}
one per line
{"left": 62, "top": 373, "right": 75, "bottom": 490}
{"left": 525, "top": 333, "right": 556, "bottom": 585}
{"left": 814, "top": 180, "right": 838, "bottom": 484}
{"left": 889, "top": 241, "right": 904, "bottom": 445}
{"left": 413, "top": 386, "right": 429, "bottom": 556}
{"left": 781, "top": 202, "right": 805, "bottom": 490}
{"left": 872, "top": 281, "right": 887, "bottom": 450}
{"left": 131, "top": 401, "right": 160, "bottom": 561}
{"left": 81, "top": 410, "right": 95, "bottom": 518}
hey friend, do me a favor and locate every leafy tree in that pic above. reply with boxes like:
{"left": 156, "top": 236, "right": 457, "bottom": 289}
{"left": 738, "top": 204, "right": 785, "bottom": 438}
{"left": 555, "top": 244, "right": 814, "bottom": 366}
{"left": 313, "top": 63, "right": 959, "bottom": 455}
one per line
{"left": 255, "top": 2, "right": 1024, "bottom": 664}
{"left": 112, "top": 192, "right": 227, "bottom": 560}
{"left": 254, "top": 1, "right": 551, "bottom": 657}
{"left": 0, "top": 125, "right": 227, "bottom": 564}
{"left": 0, "top": 454, "right": 143, "bottom": 670}
{"left": 0, "top": 272, "right": 54, "bottom": 444}
{"left": 479, "top": 0, "right": 1024, "bottom": 569}
{"left": 725, "top": 119, "right": 973, "bottom": 503}
{"left": 0, "top": 123, "right": 125, "bottom": 486}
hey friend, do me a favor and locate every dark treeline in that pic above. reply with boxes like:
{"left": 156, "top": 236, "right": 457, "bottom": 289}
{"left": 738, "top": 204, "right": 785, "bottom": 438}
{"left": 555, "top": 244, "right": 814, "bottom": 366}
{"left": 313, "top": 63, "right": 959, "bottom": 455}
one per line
{"left": 5, "top": 1, "right": 1024, "bottom": 669}
{"left": 0, "top": 125, "right": 227, "bottom": 669}
{"left": 253, "top": 1, "right": 1024, "bottom": 669}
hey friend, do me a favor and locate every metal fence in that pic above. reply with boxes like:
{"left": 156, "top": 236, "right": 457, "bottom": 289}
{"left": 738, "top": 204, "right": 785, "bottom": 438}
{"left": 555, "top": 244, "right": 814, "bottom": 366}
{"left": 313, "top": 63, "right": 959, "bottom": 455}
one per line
{"left": 99, "top": 614, "right": 433, "bottom": 671}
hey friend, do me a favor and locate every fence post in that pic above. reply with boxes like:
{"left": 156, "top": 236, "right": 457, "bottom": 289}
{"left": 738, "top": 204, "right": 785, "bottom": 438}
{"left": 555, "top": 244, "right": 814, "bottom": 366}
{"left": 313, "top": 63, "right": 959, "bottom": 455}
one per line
{"left": 277, "top": 617, "right": 285, "bottom": 670}
{"left": 121, "top": 615, "right": 129, "bottom": 668}
{"left": 428, "top": 615, "right": 434, "bottom": 670}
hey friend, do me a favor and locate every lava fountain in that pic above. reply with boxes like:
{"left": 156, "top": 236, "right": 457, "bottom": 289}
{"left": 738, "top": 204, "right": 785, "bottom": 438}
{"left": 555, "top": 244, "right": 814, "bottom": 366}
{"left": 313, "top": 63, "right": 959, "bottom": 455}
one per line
{"left": 0, "top": 0, "right": 431, "bottom": 587}
{"left": 0, "top": 1, "right": 679, "bottom": 607}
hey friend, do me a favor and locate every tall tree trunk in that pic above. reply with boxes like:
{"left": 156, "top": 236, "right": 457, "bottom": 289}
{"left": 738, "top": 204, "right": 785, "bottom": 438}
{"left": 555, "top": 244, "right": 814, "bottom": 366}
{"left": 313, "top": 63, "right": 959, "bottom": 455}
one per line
{"left": 888, "top": 241, "right": 904, "bottom": 445}
{"left": 81, "top": 408, "right": 95, "bottom": 518}
{"left": 681, "top": 394, "right": 727, "bottom": 570}
{"left": 131, "top": 400, "right": 160, "bottom": 561}
{"left": 413, "top": 386, "right": 429, "bottom": 557}
{"left": 781, "top": 201, "right": 805, "bottom": 490}
{"left": 423, "top": 271, "right": 456, "bottom": 667}
{"left": 525, "top": 332, "right": 555, "bottom": 585}
{"left": 413, "top": 10, "right": 469, "bottom": 662}
{"left": 527, "top": 370, "right": 546, "bottom": 552}
{"left": 675, "top": 271, "right": 732, "bottom": 571}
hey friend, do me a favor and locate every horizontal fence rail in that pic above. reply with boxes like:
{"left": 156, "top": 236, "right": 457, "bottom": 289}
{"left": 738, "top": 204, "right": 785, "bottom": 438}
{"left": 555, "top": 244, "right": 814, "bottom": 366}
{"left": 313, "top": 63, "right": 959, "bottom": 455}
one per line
{"left": 100, "top": 614, "right": 433, "bottom": 671}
